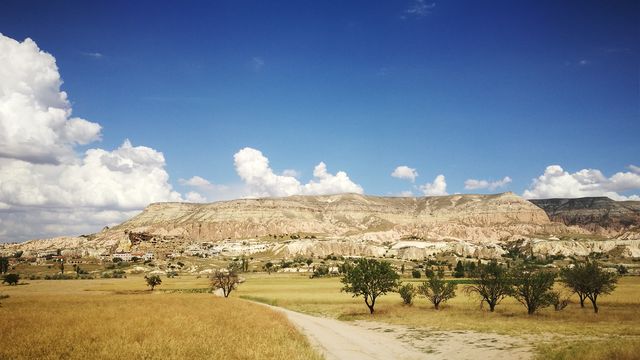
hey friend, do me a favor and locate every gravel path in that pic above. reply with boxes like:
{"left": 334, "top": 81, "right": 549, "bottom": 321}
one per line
{"left": 266, "top": 304, "right": 533, "bottom": 360}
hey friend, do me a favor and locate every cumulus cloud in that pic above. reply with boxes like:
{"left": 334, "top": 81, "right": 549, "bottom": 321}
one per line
{"left": 464, "top": 176, "right": 512, "bottom": 191}
{"left": 233, "top": 147, "right": 363, "bottom": 197}
{"left": 0, "top": 34, "right": 102, "bottom": 164}
{"left": 523, "top": 165, "right": 640, "bottom": 200}
{"left": 403, "top": 0, "right": 436, "bottom": 17}
{"left": 0, "top": 34, "right": 183, "bottom": 242}
{"left": 391, "top": 166, "right": 418, "bottom": 182}
{"left": 419, "top": 174, "right": 448, "bottom": 196}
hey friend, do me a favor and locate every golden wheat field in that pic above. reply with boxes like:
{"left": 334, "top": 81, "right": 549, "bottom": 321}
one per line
{"left": 0, "top": 277, "right": 321, "bottom": 360}
{"left": 1, "top": 273, "right": 639, "bottom": 360}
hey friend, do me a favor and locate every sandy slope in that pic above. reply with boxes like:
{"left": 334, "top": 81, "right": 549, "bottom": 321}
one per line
{"left": 267, "top": 305, "right": 532, "bottom": 360}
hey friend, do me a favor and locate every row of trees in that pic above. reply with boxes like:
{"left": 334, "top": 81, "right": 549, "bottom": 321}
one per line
{"left": 341, "top": 258, "right": 618, "bottom": 314}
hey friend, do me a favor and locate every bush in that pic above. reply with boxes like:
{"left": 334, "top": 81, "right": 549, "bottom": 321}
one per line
{"left": 411, "top": 269, "right": 421, "bottom": 279}
{"left": 311, "top": 265, "right": 329, "bottom": 278}
{"left": 3, "top": 273, "right": 20, "bottom": 286}
{"left": 398, "top": 283, "right": 415, "bottom": 305}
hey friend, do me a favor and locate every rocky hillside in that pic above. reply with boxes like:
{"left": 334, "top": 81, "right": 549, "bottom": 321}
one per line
{"left": 530, "top": 197, "right": 640, "bottom": 235}
{"left": 4, "top": 192, "right": 640, "bottom": 259}
{"left": 98, "top": 192, "right": 557, "bottom": 245}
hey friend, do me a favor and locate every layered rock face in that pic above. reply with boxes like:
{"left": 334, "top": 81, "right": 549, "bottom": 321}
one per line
{"left": 6, "top": 193, "right": 638, "bottom": 259}
{"left": 530, "top": 197, "right": 640, "bottom": 235}
{"left": 99, "top": 192, "right": 552, "bottom": 245}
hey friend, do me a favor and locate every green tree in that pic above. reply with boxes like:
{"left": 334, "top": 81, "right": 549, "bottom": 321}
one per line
{"left": 411, "top": 269, "right": 421, "bottom": 279}
{"left": 464, "top": 261, "right": 511, "bottom": 312}
{"left": 211, "top": 263, "right": 240, "bottom": 298}
{"left": 510, "top": 268, "right": 555, "bottom": 315}
{"left": 3, "top": 273, "right": 20, "bottom": 286}
{"left": 418, "top": 270, "right": 456, "bottom": 310}
{"left": 341, "top": 258, "right": 400, "bottom": 314}
{"left": 453, "top": 261, "right": 465, "bottom": 278}
{"left": 0, "top": 257, "right": 9, "bottom": 274}
{"left": 145, "top": 275, "right": 162, "bottom": 290}
{"left": 560, "top": 262, "right": 589, "bottom": 308}
{"left": 581, "top": 261, "right": 617, "bottom": 313}
{"left": 398, "top": 283, "right": 415, "bottom": 305}
{"left": 264, "top": 261, "right": 274, "bottom": 274}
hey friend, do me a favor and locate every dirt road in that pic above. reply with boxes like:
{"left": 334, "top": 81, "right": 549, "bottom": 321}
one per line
{"left": 268, "top": 305, "right": 532, "bottom": 360}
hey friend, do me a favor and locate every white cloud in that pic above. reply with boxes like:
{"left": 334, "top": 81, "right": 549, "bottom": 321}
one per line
{"left": 391, "top": 165, "right": 418, "bottom": 182}
{"left": 251, "top": 56, "right": 265, "bottom": 71}
{"left": 282, "top": 169, "right": 300, "bottom": 178}
{"left": 0, "top": 34, "right": 102, "bottom": 164}
{"left": 464, "top": 176, "right": 512, "bottom": 191}
{"left": 419, "top": 174, "right": 448, "bottom": 196}
{"left": 179, "top": 176, "right": 213, "bottom": 188}
{"left": 523, "top": 165, "right": 640, "bottom": 200}
{"left": 81, "top": 51, "right": 103, "bottom": 59}
{"left": 0, "top": 34, "right": 183, "bottom": 242}
{"left": 628, "top": 164, "right": 640, "bottom": 174}
{"left": 404, "top": 0, "right": 436, "bottom": 17}
{"left": 0, "top": 140, "right": 181, "bottom": 210}
{"left": 233, "top": 147, "right": 363, "bottom": 197}
{"left": 184, "top": 191, "right": 207, "bottom": 203}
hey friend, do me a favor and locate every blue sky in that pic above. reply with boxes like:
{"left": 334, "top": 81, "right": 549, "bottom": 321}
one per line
{"left": 0, "top": 1, "right": 639, "bottom": 240}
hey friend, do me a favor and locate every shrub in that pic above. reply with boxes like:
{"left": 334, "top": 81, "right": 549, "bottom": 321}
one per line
{"left": 411, "top": 269, "right": 421, "bottom": 279}
{"left": 398, "top": 283, "right": 415, "bottom": 305}
{"left": 3, "top": 273, "right": 20, "bottom": 286}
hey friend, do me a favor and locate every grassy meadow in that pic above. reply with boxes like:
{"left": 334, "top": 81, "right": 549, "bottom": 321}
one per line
{"left": 1, "top": 270, "right": 639, "bottom": 360}
{"left": 235, "top": 273, "right": 640, "bottom": 360}
{"left": 0, "top": 277, "right": 321, "bottom": 360}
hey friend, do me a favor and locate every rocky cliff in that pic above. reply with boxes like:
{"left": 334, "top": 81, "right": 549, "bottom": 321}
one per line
{"left": 97, "top": 192, "right": 556, "bottom": 245}
{"left": 530, "top": 197, "right": 640, "bottom": 235}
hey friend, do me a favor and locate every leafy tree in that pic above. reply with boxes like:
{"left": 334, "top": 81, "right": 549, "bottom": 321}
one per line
{"left": 560, "top": 262, "right": 589, "bottom": 308}
{"left": 411, "top": 269, "right": 421, "bottom": 279}
{"left": 464, "top": 261, "right": 511, "bottom": 312}
{"left": 582, "top": 261, "right": 617, "bottom": 313}
{"left": 561, "top": 261, "right": 617, "bottom": 312}
{"left": 145, "top": 275, "right": 162, "bottom": 290}
{"left": 306, "top": 259, "right": 313, "bottom": 266}
{"left": 398, "top": 283, "right": 415, "bottom": 305}
{"left": 264, "top": 261, "right": 274, "bottom": 274}
{"left": 211, "top": 263, "right": 240, "bottom": 298}
{"left": 510, "top": 268, "right": 555, "bottom": 315}
{"left": 617, "top": 265, "right": 628, "bottom": 275}
{"left": 0, "top": 257, "right": 8, "bottom": 274}
{"left": 341, "top": 258, "right": 400, "bottom": 314}
{"left": 3, "top": 273, "right": 20, "bottom": 286}
{"left": 418, "top": 270, "right": 456, "bottom": 310}
{"left": 453, "top": 261, "right": 465, "bottom": 278}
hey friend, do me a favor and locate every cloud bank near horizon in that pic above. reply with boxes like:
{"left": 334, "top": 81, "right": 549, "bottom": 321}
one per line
{"left": 0, "top": 34, "right": 182, "bottom": 241}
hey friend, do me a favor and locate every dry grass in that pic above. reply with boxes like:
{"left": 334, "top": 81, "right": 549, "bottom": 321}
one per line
{"left": 236, "top": 273, "right": 640, "bottom": 359}
{"left": 0, "top": 277, "right": 321, "bottom": 360}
